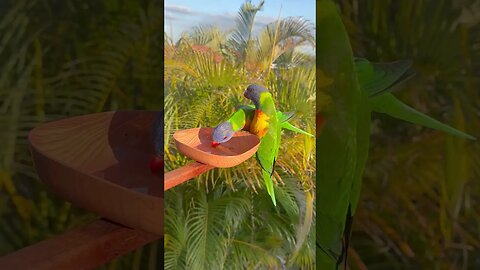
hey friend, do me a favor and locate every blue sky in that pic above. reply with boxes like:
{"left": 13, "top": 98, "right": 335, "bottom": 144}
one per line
{"left": 165, "top": 0, "right": 316, "bottom": 43}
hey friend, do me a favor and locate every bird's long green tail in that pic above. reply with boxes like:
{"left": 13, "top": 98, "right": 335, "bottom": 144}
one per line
{"left": 262, "top": 169, "right": 276, "bottom": 206}
{"left": 282, "top": 121, "right": 314, "bottom": 137}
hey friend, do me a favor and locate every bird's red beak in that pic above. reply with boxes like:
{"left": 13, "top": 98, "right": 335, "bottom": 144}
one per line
{"left": 211, "top": 141, "right": 220, "bottom": 147}
{"left": 150, "top": 155, "right": 164, "bottom": 174}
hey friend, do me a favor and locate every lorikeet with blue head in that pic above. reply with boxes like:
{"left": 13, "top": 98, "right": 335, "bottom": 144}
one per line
{"left": 242, "top": 84, "right": 280, "bottom": 206}
{"left": 212, "top": 105, "right": 313, "bottom": 146}
{"left": 212, "top": 85, "right": 314, "bottom": 206}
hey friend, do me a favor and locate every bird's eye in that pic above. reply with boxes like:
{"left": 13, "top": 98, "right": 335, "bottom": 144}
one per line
{"left": 223, "top": 136, "right": 227, "bottom": 139}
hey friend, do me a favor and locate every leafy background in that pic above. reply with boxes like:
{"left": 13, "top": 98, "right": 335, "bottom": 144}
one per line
{"left": 335, "top": 0, "right": 480, "bottom": 269}
{"left": 0, "top": 0, "right": 162, "bottom": 269}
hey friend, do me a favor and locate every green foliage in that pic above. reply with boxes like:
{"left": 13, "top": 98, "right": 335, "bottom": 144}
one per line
{"left": 229, "top": 0, "right": 265, "bottom": 64}
{"left": 0, "top": 0, "right": 162, "bottom": 268}
{"left": 164, "top": 1, "right": 315, "bottom": 268}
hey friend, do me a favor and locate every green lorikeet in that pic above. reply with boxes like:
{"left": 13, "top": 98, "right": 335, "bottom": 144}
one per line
{"left": 211, "top": 105, "right": 254, "bottom": 147}
{"left": 212, "top": 104, "right": 313, "bottom": 146}
{"left": 242, "top": 84, "right": 280, "bottom": 206}
{"left": 318, "top": 58, "right": 476, "bottom": 269}
{"left": 212, "top": 93, "right": 313, "bottom": 207}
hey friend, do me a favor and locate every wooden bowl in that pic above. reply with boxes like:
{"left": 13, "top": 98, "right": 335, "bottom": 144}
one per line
{"left": 173, "top": 127, "right": 260, "bottom": 168}
{"left": 28, "top": 111, "right": 163, "bottom": 235}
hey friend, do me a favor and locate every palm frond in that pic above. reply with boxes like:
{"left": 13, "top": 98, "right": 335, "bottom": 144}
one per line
{"left": 252, "top": 16, "right": 314, "bottom": 71}
{"left": 228, "top": 0, "right": 265, "bottom": 63}
{"left": 189, "top": 25, "right": 229, "bottom": 50}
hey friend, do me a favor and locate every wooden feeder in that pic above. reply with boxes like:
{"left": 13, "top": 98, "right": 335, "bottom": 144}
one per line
{"left": 165, "top": 127, "right": 260, "bottom": 190}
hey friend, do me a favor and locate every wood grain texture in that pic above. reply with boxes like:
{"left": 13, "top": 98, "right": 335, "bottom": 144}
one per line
{"left": 28, "top": 111, "right": 163, "bottom": 235}
{"left": 174, "top": 127, "right": 259, "bottom": 168}
{"left": 164, "top": 162, "right": 213, "bottom": 190}
{"left": 0, "top": 219, "right": 160, "bottom": 270}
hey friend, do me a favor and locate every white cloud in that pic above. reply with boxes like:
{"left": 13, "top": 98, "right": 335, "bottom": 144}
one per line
{"left": 254, "top": 15, "right": 276, "bottom": 26}
{"left": 165, "top": 12, "right": 175, "bottom": 20}
{"left": 192, "top": 12, "right": 275, "bottom": 33}
{"left": 165, "top": 4, "right": 194, "bottom": 15}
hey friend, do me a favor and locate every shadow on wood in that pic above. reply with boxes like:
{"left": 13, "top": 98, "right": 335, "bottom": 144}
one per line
{"left": 29, "top": 111, "right": 163, "bottom": 235}
{"left": 0, "top": 219, "right": 160, "bottom": 270}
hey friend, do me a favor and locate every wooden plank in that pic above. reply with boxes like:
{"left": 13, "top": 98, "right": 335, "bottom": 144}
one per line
{"left": 0, "top": 219, "right": 160, "bottom": 270}
{"left": 29, "top": 111, "right": 163, "bottom": 235}
{"left": 164, "top": 162, "right": 213, "bottom": 191}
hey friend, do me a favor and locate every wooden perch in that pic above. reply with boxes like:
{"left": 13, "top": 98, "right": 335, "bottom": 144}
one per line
{"left": 0, "top": 219, "right": 160, "bottom": 270}
{"left": 164, "top": 162, "right": 213, "bottom": 190}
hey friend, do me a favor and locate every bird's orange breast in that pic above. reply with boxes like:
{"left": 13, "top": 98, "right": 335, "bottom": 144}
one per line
{"left": 250, "top": 110, "right": 270, "bottom": 138}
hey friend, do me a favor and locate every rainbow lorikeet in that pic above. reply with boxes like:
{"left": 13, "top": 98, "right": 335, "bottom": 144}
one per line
{"left": 243, "top": 84, "right": 280, "bottom": 206}
{"left": 212, "top": 94, "right": 313, "bottom": 206}
{"left": 212, "top": 104, "right": 313, "bottom": 146}
{"left": 318, "top": 57, "right": 475, "bottom": 269}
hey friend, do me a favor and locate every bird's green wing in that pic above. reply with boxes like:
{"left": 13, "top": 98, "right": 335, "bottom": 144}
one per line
{"left": 227, "top": 105, "right": 255, "bottom": 131}
{"left": 355, "top": 57, "right": 415, "bottom": 98}
{"left": 370, "top": 93, "right": 476, "bottom": 140}
{"left": 276, "top": 111, "right": 314, "bottom": 136}
{"left": 356, "top": 57, "right": 475, "bottom": 140}
{"left": 317, "top": 0, "right": 362, "bottom": 268}
{"left": 256, "top": 92, "right": 279, "bottom": 206}
{"left": 281, "top": 121, "right": 314, "bottom": 137}
{"left": 278, "top": 111, "right": 295, "bottom": 123}
{"left": 350, "top": 58, "right": 414, "bottom": 216}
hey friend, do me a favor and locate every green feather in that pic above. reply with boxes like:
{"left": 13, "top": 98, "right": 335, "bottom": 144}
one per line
{"left": 317, "top": 0, "right": 361, "bottom": 267}
{"left": 370, "top": 93, "right": 476, "bottom": 140}
{"left": 228, "top": 105, "right": 313, "bottom": 137}
{"left": 255, "top": 91, "right": 279, "bottom": 206}
{"left": 278, "top": 111, "right": 295, "bottom": 123}
{"left": 228, "top": 109, "right": 248, "bottom": 131}
{"left": 281, "top": 121, "right": 314, "bottom": 137}
{"left": 354, "top": 58, "right": 475, "bottom": 140}
{"left": 355, "top": 57, "right": 415, "bottom": 98}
